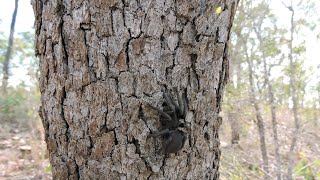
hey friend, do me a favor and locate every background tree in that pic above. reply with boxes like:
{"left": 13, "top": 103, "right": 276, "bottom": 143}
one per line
{"left": 226, "top": 1, "right": 281, "bottom": 179}
{"left": 2, "top": 0, "right": 19, "bottom": 95}
{"left": 32, "top": 0, "right": 239, "bottom": 179}
{"left": 280, "top": 1, "right": 319, "bottom": 179}
{"left": 252, "top": 9, "right": 283, "bottom": 180}
{"left": 245, "top": 40, "right": 270, "bottom": 179}
{"left": 220, "top": 0, "right": 320, "bottom": 179}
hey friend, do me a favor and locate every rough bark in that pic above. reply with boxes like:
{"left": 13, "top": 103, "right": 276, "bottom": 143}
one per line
{"left": 2, "top": 0, "right": 19, "bottom": 95}
{"left": 33, "top": 0, "right": 238, "bottom": 179}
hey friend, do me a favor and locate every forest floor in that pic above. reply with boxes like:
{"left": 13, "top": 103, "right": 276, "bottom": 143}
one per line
{"left": 219, "top": 109, "right": 320, "bottom": 179}
{"left": 1, "top": 109, "right": 319, "bottom": 179}
{"left": 0, "top": 123, "right": 52, "bottom": 180}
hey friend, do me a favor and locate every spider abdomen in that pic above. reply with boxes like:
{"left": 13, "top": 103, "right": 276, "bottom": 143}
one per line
{"left": 162, "top": 130, "right": 186, "bottom": 153}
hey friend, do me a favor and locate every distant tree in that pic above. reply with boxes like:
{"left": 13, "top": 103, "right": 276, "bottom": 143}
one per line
{"left": 0, "top": 20, "right": 7, "bottom": 62}
{"left": 231, "top": 1, "right": 274, "bottom": 179}
{"left": 252, "top": 10, "right": 284, "bottom": 180}
{"left": 2, "top": 0, "right": 19, "bottom": 95}
{"left": 245, "top": 41, "right": 270, "bottom": 180}
{"left": 283, "top": 2, "right": 309, "bottom": 179}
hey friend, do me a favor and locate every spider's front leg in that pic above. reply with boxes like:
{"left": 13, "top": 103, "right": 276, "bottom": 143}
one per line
{"left": 174, "top": 88, "right": 187, "bottom": 118}
{"left": 147, "top": 129, "right": 170, "bottom": 138}
{"left": 163, "top": 91, "right": 178, "bottom": 121}
{"left": 146, "top": 103, "right": 172, "bottom": 121}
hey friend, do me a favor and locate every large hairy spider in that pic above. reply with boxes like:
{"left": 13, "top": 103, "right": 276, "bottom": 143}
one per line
{"left": 147, "top": 88, "right": 188, "bottom": 154}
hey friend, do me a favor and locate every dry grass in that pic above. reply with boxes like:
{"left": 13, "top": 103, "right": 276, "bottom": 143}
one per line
{"left": 220, "top": 108, "right": 320, "bottom": 179}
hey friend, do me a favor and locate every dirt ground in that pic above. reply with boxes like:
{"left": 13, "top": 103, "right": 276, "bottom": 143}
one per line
{"left": 0, "top": 125, "right": 52, "bottom": 180}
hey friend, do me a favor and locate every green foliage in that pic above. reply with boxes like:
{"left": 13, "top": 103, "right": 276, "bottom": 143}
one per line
{"left": 45, "top": 165, "right": 52, "bottom": 173}
{"left": 293, "top": 45, "right": 306, "bottom": 54}
{"left": 0, "top": 31, "right": 7, "bottom": 66}
{"left": 294, "top": 158, "right": 315, "bottom": 180}
{"left": 1, "top": 87, "right": 25, "bottom": 115}
{"left": 0, "top": 26, "right": 36, "bottom": 74}
{"left": 14, "top": 31, "right": 36, "bottom": 61}
{"left": 282, "top": 59, "right": 308, "bottom": 102}
{"left": 314, "top": 160, "right": 320, "bottom": 178}
{"left": 263, "top": 37, "right": 281, "bottom": 57}
{"left": 0, "top": 85, "right": 40, "bottom": 123}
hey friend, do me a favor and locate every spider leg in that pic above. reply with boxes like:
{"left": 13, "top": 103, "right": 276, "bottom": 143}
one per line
{"left": 161, "top": 87, "right": 178, "bottom": 113}
{"left": 181, "top": 90, "right": 187, "bottom": 118}
{"left": 163, "top": 91, "right": 178, "bottom": 122}
{"left": 173, "top": 88, "right": 185, "bottom": 117}
{"left": 165, "top": 110, "right": 175, "bottom": 116}
{"left": 147, "top": 103, "right": 172, "bottom": 121}
{"left": 163, "top": 91, "right": 176, "bottom": 112}
{"left": 148, "top": 129, "right": 170, "bottom": 138}
{"left": 168, "top": 88, "right": 180, "bottom": 112}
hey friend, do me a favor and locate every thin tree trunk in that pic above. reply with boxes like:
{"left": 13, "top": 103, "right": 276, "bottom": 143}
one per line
{"left": 286, "top": 6, "right": 300, "bottom": 180}
{"left": 246, "top": 50, "right": 270, "bottom": 180}
{"left": 32, "top": 0, "right": 239, "bottom": 179}
{"left": 232, "top": 56, "right": 242, "bottom": 145}
{"left": 313, "top": 104, "right": 318, "bottom": 128}
{"left": 254, "top": 28, "right": 282, "bottom": 180}
{"left": 264, "top": 57, "right": 282, "bottom": 180}
{"left": 2, "top": 0, "right": 19, "bottom": 95}
{"left": 228, "top": 112, "right": 240, "bottom": 144}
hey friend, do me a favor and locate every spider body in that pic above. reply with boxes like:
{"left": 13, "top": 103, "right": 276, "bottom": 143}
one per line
{"left": 147, "top": 88, "right": 188, "bottom": 154}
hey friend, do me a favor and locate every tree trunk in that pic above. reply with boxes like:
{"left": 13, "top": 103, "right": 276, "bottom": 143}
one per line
{"left": 286, "top": 6, "right": 300, "bottom": 180}
{"left": 265, "top": 69, "right": 282, "bottom": 180}
{"left": 255, "top": 28, "right": 282, "bottom": 180}
{"left": 2, "top": 0, "right": 19, "bottom": 95}
{"left": 230, "top": 56, "right": 241, "bottom": 145}
{"left": 33, "top": 0, "right": 238, "bottom": 179}
{"left": 245, "top": 50, "right": 270, "bottom": 180}
{"left": 228, "top": 112, "right": 240, "bottom": 145}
